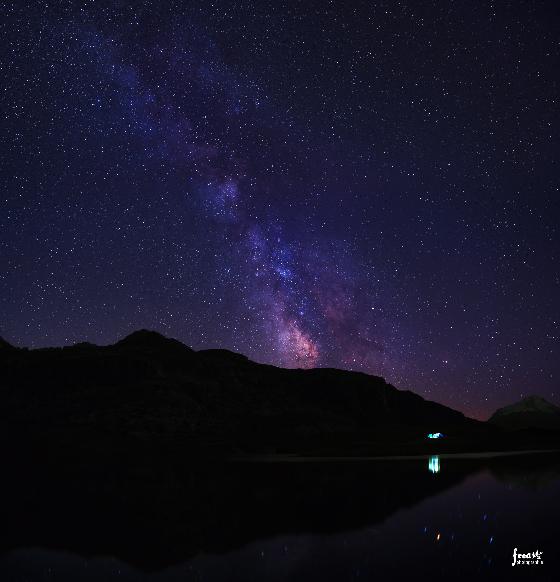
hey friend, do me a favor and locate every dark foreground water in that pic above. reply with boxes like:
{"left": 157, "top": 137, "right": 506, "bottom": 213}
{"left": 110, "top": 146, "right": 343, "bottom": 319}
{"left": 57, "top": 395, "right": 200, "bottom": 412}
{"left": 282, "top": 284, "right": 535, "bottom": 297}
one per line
{"left": 1, "top": 452, "right": 558, "bottom": 581}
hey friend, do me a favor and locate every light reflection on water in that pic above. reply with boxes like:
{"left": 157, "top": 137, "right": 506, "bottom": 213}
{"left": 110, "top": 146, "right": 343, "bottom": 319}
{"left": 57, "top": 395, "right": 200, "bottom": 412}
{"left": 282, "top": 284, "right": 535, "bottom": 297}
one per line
{"left": 1, "top": 454, "right": 559, "bottom": 581}
{"left": 428, "top": 456, "right": 440, "bottom": 474}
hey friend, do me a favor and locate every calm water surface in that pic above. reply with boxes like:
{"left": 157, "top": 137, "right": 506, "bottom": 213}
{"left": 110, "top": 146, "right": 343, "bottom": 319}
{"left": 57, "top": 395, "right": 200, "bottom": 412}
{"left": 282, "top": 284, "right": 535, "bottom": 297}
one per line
{"left": 1, "top": 454, "right": 558, "bottom": 581}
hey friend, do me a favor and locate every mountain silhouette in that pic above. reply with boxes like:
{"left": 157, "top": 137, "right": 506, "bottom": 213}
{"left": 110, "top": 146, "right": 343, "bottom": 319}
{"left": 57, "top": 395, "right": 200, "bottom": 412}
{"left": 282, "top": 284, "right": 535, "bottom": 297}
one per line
{"left": 115, "top": 328, "right": 192, "bottom": 351}
{"left": 1, "top": 330, "right": 557, "bottom": 456}
{"left": 489, "top": 395, "right": 560, "bottom": 431}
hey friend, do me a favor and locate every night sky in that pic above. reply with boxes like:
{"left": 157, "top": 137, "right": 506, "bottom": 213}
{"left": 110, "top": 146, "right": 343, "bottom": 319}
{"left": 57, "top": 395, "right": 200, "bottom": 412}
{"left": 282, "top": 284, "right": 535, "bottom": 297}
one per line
{"left": 1, "top": 1, "right": 558, "bottom": 419}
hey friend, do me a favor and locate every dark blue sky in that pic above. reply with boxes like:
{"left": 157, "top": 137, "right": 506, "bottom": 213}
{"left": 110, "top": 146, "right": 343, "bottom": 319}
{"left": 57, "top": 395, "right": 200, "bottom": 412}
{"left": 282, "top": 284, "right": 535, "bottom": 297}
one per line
{"left": 1, "top": 1, "right": 558, "bottom": 418}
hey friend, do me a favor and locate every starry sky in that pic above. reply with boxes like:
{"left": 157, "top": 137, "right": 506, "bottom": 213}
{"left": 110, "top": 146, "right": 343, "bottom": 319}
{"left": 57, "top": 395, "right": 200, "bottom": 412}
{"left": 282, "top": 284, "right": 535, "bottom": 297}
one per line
{"left": 1, "top": 1, "right": 558, "bottom": 419}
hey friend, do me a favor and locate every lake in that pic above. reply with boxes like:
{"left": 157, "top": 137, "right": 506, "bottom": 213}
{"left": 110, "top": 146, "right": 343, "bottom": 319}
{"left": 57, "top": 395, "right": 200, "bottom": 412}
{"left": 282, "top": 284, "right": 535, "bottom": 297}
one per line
{"left": 0, "top": 451, "right": 558, "bottom": 581}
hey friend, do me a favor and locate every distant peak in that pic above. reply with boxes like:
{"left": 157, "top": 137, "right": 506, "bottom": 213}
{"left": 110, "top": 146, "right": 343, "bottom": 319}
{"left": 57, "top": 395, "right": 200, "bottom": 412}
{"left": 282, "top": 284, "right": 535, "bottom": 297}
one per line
{"left": 116, "top": 329, "right": 190, "bottom": 351}
{"left": 490, "top": 395, "right": 560, "bottom": 419}
{"left": 516, "top": 395, "right": 559, "bottom": 411}
{"left": 118, "top": 329, "right": 164, "bottom": 342}
{"left": 521, "top": 395, "right": 549, "bottom": 404}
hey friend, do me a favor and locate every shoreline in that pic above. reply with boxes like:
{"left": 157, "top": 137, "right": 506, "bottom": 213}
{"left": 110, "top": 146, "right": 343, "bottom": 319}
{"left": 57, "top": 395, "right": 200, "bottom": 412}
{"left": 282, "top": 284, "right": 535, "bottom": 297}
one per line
{"left": 232, "top": 448, "right": 560, "bottom": 462}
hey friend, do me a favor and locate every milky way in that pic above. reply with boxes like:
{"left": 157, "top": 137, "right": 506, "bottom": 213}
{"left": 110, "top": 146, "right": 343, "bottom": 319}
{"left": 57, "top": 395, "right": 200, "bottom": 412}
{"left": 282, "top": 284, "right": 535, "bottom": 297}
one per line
{"left": 1, "top": 2, "right": 558, "bottom": 418}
